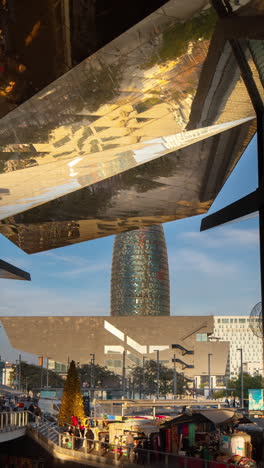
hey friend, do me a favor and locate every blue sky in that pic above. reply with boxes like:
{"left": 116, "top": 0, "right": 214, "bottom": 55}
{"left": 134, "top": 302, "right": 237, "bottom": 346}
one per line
{"left": 0, "top": 136, "right": 260, "bottom": 361}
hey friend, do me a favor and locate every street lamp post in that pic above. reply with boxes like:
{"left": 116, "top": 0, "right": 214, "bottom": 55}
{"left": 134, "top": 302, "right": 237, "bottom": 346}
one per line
{"left": 39, "top": 356, "right": 43, "bottom": 389}
{"left": 90, "top": 353, "right": 95, "bottom": 388}
{"left": 18, "top": 354, "right": 22, "bottom": 392}
{"left": 173, "top": 353, "right": 177, "bottom": 399}
{"left": 237, "top": 348, "right": 244, "bottom": 408}
{"left": 122, "top": 350, "right": 126, "bottom": 396}
{"left": 208, "top": 354, "right": 213, "bottom": 399}
{"left": 154, "top": 350, "right": 160, "bottom": 399}
{"left": 90, "top": 354, "right": 95, "bottom": 401}
{"left": 142, "top": 356, "right": 146, "bottom": 399}
{"left": 25, "top": 376, "right": 29, "bottom": 394}
{"left": 15, "top": 360, "right": 19, "bottom": 390}
{"left": 46, "top": 357, "right": 49, "bottom": 388}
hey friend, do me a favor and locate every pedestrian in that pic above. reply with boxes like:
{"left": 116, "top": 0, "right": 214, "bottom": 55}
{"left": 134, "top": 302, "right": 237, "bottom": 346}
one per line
{"left": 85, "top": 427, "right": 94, "bottom": 450}
{"left": 74, "top": 426, "right": 82, "bottom": 450}
{"left": 100, "top": 434, "right": 107, "bottom": 452}
{"left": 79, "top": 422, "right": 85, "bottom": 437}
{"left": 65, "top": 426, "right": 74, "bottom": 449}
{"left": 71, "top": 414, "right": 78, "bottom": 427}
{"left": 28, "top": 402, "right": 34, "bottom": 413}
{"left": 114, "top": 435, "right": 120, "bottom": 456}
{"left": 33, "top": 404, "right": 42, "bottom": 426}
{"left": 67, "top": 425, "right": 74, "bottom": 436}
{"left": 125, "top": 432, "right": 135, "bottom": 461}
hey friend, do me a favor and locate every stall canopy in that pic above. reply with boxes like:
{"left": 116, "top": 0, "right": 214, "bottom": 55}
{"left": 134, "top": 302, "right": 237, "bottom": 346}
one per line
{"left": 163, "top": 410, "right": 251, "bottom": 428}
{"left": 200, "top": 409, "right": 251, "bottom": 426}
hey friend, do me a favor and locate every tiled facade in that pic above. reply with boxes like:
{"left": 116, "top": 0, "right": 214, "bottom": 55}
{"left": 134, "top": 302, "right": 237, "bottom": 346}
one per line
{"left": 111, "top": 225, "right": 170, "bottom": 316}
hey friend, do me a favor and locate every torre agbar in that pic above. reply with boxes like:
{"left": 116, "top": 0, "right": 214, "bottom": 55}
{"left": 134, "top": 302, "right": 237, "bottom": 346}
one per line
{"left": 111, "top": 226, "right": 170, "bottom": 316}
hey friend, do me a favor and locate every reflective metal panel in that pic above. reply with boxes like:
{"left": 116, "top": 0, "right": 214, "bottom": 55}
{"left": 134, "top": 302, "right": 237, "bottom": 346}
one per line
{"left": 0, "top": 119, "right": 256, "bottom": 253}
{"left": 0, "top": 0, "right": 169, "bottom": 118}
{"left": 0, "top": 1, "right": 260, "bottom": 252}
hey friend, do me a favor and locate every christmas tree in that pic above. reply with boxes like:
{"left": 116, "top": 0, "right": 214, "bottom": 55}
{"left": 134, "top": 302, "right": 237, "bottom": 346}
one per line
{"left": 58, "top": 360, "right": 85, "bottom": 426}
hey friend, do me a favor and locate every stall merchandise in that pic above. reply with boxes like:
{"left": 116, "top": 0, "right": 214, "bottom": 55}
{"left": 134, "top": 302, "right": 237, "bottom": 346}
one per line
{"left": 160, "top": 410, "right": 253, "bottom": 464}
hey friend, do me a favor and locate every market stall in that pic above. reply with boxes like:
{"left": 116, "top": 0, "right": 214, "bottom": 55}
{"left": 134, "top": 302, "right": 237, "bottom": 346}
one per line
{"left": 108, "top": 418, "right": 159, "bottom": 444}
{"left": 160, "top": 409, "right": 256, "bottom": 467}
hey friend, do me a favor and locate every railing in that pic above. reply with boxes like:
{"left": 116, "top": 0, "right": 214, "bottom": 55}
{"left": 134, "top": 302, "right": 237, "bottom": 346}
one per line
{"left": 29, "top": 418, "right": 238, "bottom": 468}
{"left": 0, "top": 411, "right": 28, "bottom": 432}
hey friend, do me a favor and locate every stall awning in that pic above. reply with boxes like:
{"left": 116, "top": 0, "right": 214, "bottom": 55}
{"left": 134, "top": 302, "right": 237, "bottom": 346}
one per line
{"left": 199, "top": 409, "right": 238, "bottom": 425}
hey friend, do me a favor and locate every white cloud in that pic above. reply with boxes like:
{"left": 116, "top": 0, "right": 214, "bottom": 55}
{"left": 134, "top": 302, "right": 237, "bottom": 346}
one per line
{"left": 40, "top": 251, "right": 110, "bottom": 277}
{"left": 170, "top": 248, "right": 239, "bottom": 276}
{"left": 54, "top": 262, "right": 109, "bottom": 277}
{"left": 181, "top": 227, "right": 259, "bottom": 248}
{"left": 39, "top": 251, "right": 91, "bottom": 266}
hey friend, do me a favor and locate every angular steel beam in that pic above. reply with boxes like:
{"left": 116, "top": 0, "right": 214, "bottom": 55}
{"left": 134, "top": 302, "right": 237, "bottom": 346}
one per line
{"left": 200, "top": 190, "right": 260, "bottom": 232}
{"left": 0, "top": 259, "right": 31, "bottom": 281}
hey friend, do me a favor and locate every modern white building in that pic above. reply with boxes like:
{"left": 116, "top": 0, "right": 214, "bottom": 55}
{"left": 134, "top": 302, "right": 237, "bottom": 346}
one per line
{"left": 2, "top": 362, "right": 13, "bottom": 387}
{"left": 213, "top": 316, "right": 263, "bottom": 378}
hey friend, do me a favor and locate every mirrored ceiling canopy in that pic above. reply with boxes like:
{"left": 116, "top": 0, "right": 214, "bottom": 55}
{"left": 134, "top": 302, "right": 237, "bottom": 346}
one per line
{"left": 0, "top": 0, "right": 261, "bottom": 253}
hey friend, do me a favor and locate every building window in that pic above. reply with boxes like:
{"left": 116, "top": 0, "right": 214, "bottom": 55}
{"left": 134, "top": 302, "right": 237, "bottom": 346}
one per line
{"left": 105, "top": 359, "right": 122, "bottom": 368}
{"left": 239, "top": 319, "right": 246, "bottom": 323}
{"left": 222, "top": 319, "right": 229, "bottom": 323}
{"left": 104, "top": 346, "right": 124, "bottom": 354}
{"left": 196, "top": 333, "right": 208, "bottom": 342}
{"left": 216, "top": 375, "right": 225, "bottom": 386}
{"left": 200, "top": 375, "right": 209, "bottom": 386}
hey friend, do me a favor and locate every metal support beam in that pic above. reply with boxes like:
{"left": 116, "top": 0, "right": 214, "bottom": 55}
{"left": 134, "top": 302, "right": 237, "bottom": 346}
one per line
{"left": 0, "top": 259, "right": 31, "bottom": 281}
{"left": 200, "top": 190, "right": 259, "bottom": 231}
{"left": 122, "top": 351, "right": 126, "bottom": 396}
{"left": 256, "top": 112, "right": 264, "bottom": 369}
{"left": 229, "top": 39, "right": 264, "bottom": 114}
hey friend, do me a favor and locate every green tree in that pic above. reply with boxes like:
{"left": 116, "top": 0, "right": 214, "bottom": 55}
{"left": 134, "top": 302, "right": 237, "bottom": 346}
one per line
{"left": 58, "top": 360, "right": 84, "bottom": 426}
{"left": 227, "top": 372, "right": 264, "bottom": 399}
{"left": 129, "top": 360, "right": 189, "bottom": 397}
{"left": 78, "top": 364, "right": 121, "bottom": 389}
{"left": 213, "top": 390, "right": 226, "bottom": 400}
{"left": 10, "top": 361, "right": 64, "bottom": 390}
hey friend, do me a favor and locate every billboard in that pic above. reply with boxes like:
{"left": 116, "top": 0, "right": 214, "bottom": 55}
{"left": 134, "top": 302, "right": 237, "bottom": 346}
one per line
{"left": 249, "top": 389, "right": 264, "bottom": 411}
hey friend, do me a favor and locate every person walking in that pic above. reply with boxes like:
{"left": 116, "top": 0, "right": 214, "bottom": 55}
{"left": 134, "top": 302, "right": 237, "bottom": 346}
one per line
{"left": 79, "top": 422, "right": 85, "bottom": 438}
{"left": 125, "top": 432, "right": 135, "bottom": 461}
{"left": 33, "top": 404, "right": 42, "bottom": 426}
{"left": 71, "top": 414, "right": 78, "bottom": 427}
{"left": 85, "top": 427, "right": 94, "bottom": 450}
{"left": 114, "top": 435, "right": 120, "bottom": 458}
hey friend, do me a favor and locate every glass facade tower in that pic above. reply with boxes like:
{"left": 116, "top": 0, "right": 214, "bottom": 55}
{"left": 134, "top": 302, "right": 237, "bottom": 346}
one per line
{"left": 111, "top": 225, "right": 170, "bottom": 316}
